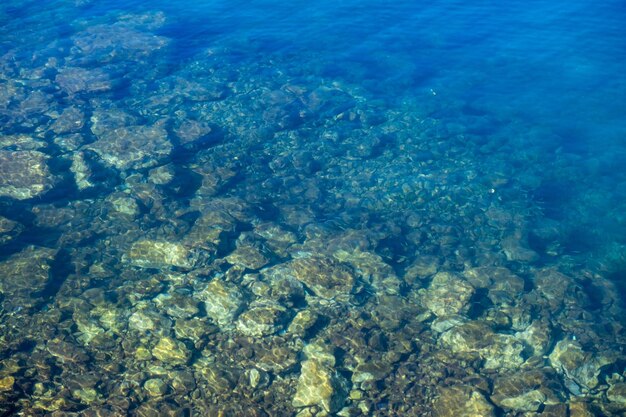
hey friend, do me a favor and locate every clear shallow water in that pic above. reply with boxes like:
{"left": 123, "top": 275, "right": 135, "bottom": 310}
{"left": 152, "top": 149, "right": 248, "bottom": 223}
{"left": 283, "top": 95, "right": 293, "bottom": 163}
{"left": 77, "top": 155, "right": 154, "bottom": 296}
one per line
{"left": 0, "top": 0, "right": 625, "bottom": 415}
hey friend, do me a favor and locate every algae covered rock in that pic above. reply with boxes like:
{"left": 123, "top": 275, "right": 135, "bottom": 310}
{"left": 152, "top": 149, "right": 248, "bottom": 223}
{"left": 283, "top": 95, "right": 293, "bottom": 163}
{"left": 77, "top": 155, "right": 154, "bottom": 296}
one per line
{"left": 290, "top": 255, "right": 356, "bottom": 300}
{"left": 0, "top": 246, "right": 56, "bottom": 299}
{"left": 501, "top": 232, "right": 540, "bottom": 263}
{"left": 153, "top": 292, "right": 200, "bottom": 319}
{"left": 491, "top": 369, "right": 565, "bottom": 412}
{"left": 0, "top": 150, "right": 55, "bottom": 200}
{"left": 196, "top": 279, "right": 245, "bottom": 327}
{"left": 292, "top": 344, "right": 349, "bottom": 413}
{"left": 71, "top": 19, "right": 169, "bottom": 63}
{"left": 128, "top": 239, "right": 206, "bottom": 269}
{"left": 152, "top": 337, "right": 190, "bottom": 365}
{"left": 50, "top": 106, "right": 85, "bottom": 134}
{"left": 334, "top": 249, "right": 402, "bottom": 295}
{"left": 549, "top": 338, "right": 616, "bottom": 392}
{"left": 144, "top": 378, "right": 168, "bottom": 397}
{"left": 288, "top": 309, "right": 318, "bottom": 337}
{"left": 87, "top": 124, "right": 172, "bottom": 171}
{"left": 226, "top": 244, "right": 271, "bottom": 270}
{"left": 194, "top": 359, "right": 241, "bottom": 394}
{"left": 423, "top": 272, "right": 474, "bottom": 317}
{"left": 0, "top": 376, "right": 15, "bottom": 392}
{"left": 0, "top": 216, "right": 23, "bottom": 245}
{"left": 433, "top": 385, "right": 495, "bottom": 417}
{"left": 607, "top": 382, "right": 626, "bottom": 410}
{"left": 439, "top": 321, "right": 525, "bottom": 370}
{"left": 70, "top": 151, "right": 99, "bottom": 191}
{"left": 463, "top": 266, "right": 525, "bottom": 305}
{"left": 236, "top": 300, "right": 290, "bottom": 337}
{"left": 55, "top": 66, "right": 112, "bottom": 95}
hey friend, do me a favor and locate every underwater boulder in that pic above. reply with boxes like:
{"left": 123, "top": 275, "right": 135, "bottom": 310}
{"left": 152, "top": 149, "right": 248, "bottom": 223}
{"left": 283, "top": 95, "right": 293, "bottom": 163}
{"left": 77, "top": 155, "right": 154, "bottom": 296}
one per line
{"left": 0, "top": 150, "right": 56, "bottom": 200}
{"left": 87, "top": 124, "right": 172, "bottom": 171}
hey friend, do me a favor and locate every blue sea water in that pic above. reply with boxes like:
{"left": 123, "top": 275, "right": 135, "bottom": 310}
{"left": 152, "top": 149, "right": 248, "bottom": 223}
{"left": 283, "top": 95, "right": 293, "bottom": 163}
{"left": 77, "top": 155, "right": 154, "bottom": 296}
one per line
{"left": 1, "top": 0, "right": 626, "bottom": 415}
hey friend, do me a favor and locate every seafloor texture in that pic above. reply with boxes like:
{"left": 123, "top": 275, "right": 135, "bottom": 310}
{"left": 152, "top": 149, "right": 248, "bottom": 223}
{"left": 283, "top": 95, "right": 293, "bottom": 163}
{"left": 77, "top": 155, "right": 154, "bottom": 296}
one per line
{"left": 1, "top": 1, "right": 626, "bottom": 416}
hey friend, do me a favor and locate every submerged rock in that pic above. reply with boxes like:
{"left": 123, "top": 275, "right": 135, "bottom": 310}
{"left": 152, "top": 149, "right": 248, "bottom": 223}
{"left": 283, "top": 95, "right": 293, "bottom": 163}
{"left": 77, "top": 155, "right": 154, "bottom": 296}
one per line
{"left": 0, "top": 134, "right": 47, "bottom": 151}
{"left": 47, "top": 338, "right": 89, "bottom": 364}
{"left": 152, "top": 337, "right": 190, "bottom": 366}
{"left": 50, "top": 106, "right": 85, "bottom": 134}
{"left": 70, "top": 151, "right": 98, "bottom": 191}
{"left": 153, "top": 292, "right": 199, "bottom": 319}
{"left": 90, "top": 105, "right": 138, "bottom": 137}
{"left": 501, "top": 233, "right": 540, "bottom": 263}
{"left": 55, "top": 66, "right": 112, "bottom": 95}
{"left": 144, "top": 378, "right": 168, "bottom": 397}
{"left": 423, "top": 272, "right": 474, "bottom": 317}
{"left": 491, "top": 369, "right": 565, "bottom": 412}
{"left": 194, "top": 360, "right": 240, "bottom": 394}
{"left": 0, "top": 150, "right": 55, "bottom": 200}
{"left": 433, "top": 385, "right": 495, "bottom": 417}
{"left": 334, "top": 249, "right": 402, "bottom": 295}
{"left": 352, "top": 358, "right": 392, "bottom": 386}
{"left": 290, "top": 255, "right": 356, "bottom": 300}
{"left": 236, "top": 300, "right": 290, "bottom": 337}
{"left": 288, "top": 309, "right": 318, "bottom": 337}
{"left": 173, "top": 119, "right": 212, "bottom": 146}
{"left": 0, "top": 376, "right": 15, "bottom": 392}
{"left": 548, "top": 338, "right": 616, "bottom": 392}
{"left": 0, "top": 246, "right": 56, "bottom": 299}
{"left": 174, "top": 317, "right": 217, "bottom": 343}
{"left": 226, "top": 244, "right": 271, "bottom": 270}
{"left": 292, "top": 344, "right": 349, "bottom": 413}
{"left": 196, "top": 279, "right": 245, "bottom": 327}
{"left": 607, "top": 382, "right": 626, "bottom": 410}
{"left": 128, "top": 240, "right": 206, "bottom": 269}
{"left": 515, "top": 320, "right": 553, "bottom": 356}
{"left": 0, "top": 216, "right": 23, "bottom": 245}
{"left": 107, "top": 193, "right": 141, "bottom": 218}
{"left": 439, "top": 321, "right": 525, "bottom": 370}
{"left": 71, "top": 19, "right": 169, "bottom": 63}
{"left": 184, "top": 209, "right": 237, "bottom": 247}
{"left": 87, "top": 124, "right": 172, "bottom": 171}
{"left": 463, "top": 266, "right": 525, "bottom": 305}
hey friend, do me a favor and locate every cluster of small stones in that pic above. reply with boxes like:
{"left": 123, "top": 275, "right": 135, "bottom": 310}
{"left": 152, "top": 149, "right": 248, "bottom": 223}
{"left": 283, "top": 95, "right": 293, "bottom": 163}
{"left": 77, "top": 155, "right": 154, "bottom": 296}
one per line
{"left": 0, "top": 3, "right": 626, "bottom": 417}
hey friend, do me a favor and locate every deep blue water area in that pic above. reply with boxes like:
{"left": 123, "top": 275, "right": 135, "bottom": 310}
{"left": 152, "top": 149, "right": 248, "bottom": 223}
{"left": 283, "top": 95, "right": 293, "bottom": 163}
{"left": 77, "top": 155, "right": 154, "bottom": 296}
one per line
{"left": 1, "top": 0, "right": 625, "bottom": 415}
